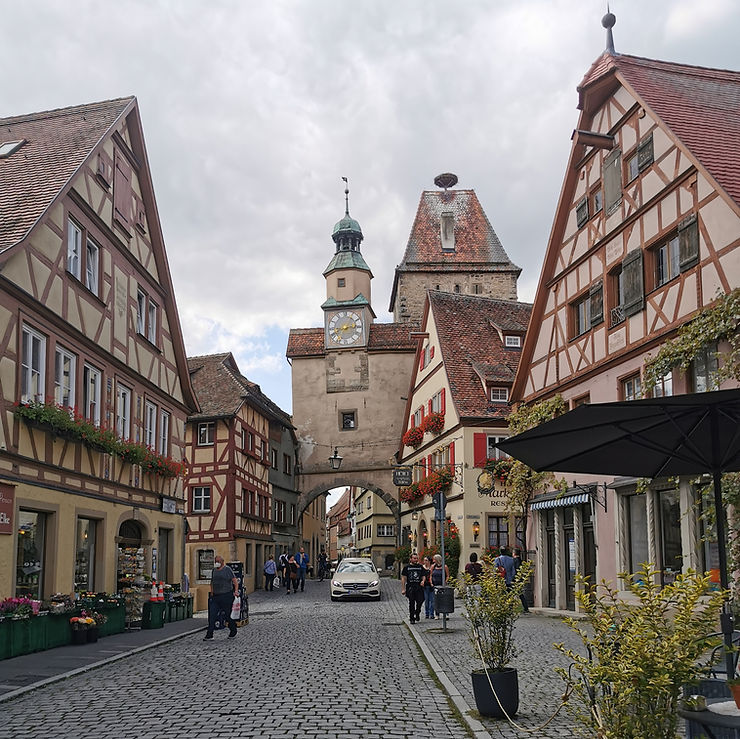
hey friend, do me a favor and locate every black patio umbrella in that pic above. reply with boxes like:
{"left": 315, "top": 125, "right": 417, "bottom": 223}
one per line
{"left": 496, "top": 388, "right": 740, "bottom": 679}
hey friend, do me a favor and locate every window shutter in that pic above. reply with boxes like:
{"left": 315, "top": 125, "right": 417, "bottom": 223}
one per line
{"left": 430, "top": 346, "right": 435, "bottom": 359}
{"left": 622, "top": 249, "right": 645, "bottom": 317}
{"left": 678, "top": 214, "right": 699, "bottom": 271}
{"left": 114, "top": 152, "right": 132, "bottom": 230}
{"left": 449, "top": 440, "right": 455, "bottom": 468}
{"left": 603, "top": 148, "right": 622, "bottom": 214}
{"left": 637, "top": 134, "right": 654, "bottom": 172}
{"left": 576, "top": 197, "right": 589, "bottom": 228}
{"left": 428, "top": 399, "right": 432, "bottom": 415}
{"left": 420, "top": 405, "right": 425, "bottom": 421}
{"left": 441, "top": 388, "right": 446, "bottom": 414}
{"left": 420, "top": 352, "right": 425, "bottom": 371}
{"left": 473, "top": 433, "right": 487, "bottom": 468}
{"left": 589, "top": 280, "right": 604, "bottom": 327}
{"left": 427, "top": 455, "right": 433, "bottom": 476}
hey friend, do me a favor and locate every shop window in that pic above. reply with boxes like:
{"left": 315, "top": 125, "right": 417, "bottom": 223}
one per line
{"left": 621, "top": 373, "right": 642, "bottom": 401}
{"left": 487, "top": 516, "right": 509, "bottom": 549}
{"left": 83, "top": 364, "right": 102, "bottom": 426}
{"left": 54, "top": 345, "right": 76, "bottom": 409}
{"left": 16, "top": 510, "right": 46, "bottom": 598}
{"left": 192, "top": 486, "right": 211, "bottom": 513}
{"left": 75, "top": 518, "right": 96, "bottom": 592}
{"left": 198, "top": 422, "right": 215, "bottom": 445}
{"left": 626, "top": 494, "right": 648, "bottom": 576}
{"left": 690, "top": 343, "right": 719, "bottom": 393}
{"left": 21, "top": 324, "right": 46, "bottom": 403}
{"left": 658, "top": 488, "right": 682, "bottom": 585}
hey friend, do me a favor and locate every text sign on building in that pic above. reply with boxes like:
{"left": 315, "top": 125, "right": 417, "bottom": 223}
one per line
{"left": 0, "top": 484, "right": 15, "bottom": 534}
{"left": 161, "top": 497, "right": 176, "bottom": 514}
{"left": 393, "top": 466, "right": 413, "bottom": 487}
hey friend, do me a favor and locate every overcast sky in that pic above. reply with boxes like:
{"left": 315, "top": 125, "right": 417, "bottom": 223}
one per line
{"left": 3, "top": 1, "right": 739, "bottom": 415}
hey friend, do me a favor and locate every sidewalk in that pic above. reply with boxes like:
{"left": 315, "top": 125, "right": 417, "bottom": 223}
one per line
{"left": 0, "top": 613, "right": 206, "bottom": 702}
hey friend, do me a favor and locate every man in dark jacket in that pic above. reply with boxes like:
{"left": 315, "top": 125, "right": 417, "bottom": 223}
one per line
{"left": 401, "top": 552, "right": 425, "bottom": 623}
{"left": 204, "top": 555, "right": 239, "bottom": 640}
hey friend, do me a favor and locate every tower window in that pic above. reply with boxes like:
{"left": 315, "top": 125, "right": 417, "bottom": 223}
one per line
{"left": 454, "top": 284, "right": 460, "bottom": 293}
{"left": 337, "top": 278, "right": 345, "bottom": 287}
{"left": 340, "top": 410, "right": 357, "bottom": 430}
{"left": 440, "top": 211, "right": 455, "bottom": 251}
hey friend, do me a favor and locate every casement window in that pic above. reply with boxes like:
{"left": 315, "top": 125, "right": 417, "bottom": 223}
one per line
{"left": 420, "top": 344, "right": 434, "bottom": 370}
{"left": 655, "top": 235, "right": 680, "bottom": 287}
{"left": 192, "top": 486, "right": 211, "bottom": 513}
{"left": 626, "top": 135, "right": 654, "bottom": 184}
{"left": 21, "top": 325, "right": 46, "bottom": 403}
{"left": 413, "top": 407, "right": 424, "bottom": 427}
{"left": 591, "top": 186, "right": 603, "bottom": 216}
{"left": 86, "top": 239, "right": 100, "bottom": 294}
{"left": 472, "top": 434, "right": 508, "bottom": 466}
{"left": 678, "top": 215, "right": 699, "bottom": 271}
{"left": 283, "top": 454, "right": 292, "bottom": 475}
{"left": 341, "top": 411, "right": 356, "bottom": 430}
{"left": 113, "top": 151, "right": 132, "bottom": 231}
{"left": 337, "top": 278, "right": 345, "bottom": 288}
{"left": 136, "top": 288, "right": 159, "bottom": 345}
{"left": 83, "top": 364, "right": 101, "bottom": 425}
{"left": 159, "top": 410, "right": 170, "bottom": 455}
{"left": 270, "top": 448, "right": 278, "bottom": 469}
{"left": 275, "top": 499, "right": 286, "bottom": 523}
{"left": 652, "top": 371, "right": 674, "bottom": 398}
{"left": 490, "top": 387, "right": 509, "bottom": 403}
{"left": 197, "top": 421, "right": 215, "bottom": 445}
{"left": 487, "top": 516, "right": 509, "bottom": 549}
{"left": 67, "top": 219, "right": 101, "bottom": 295}
{"left": 54, "top": 346, "right": 76, "bottom": 409}
{"left": 603, "top": 147, "right": 622, "bottom": 214}
{"left": 589, "top": 281, "right": 604, "bottom": 327}
{"left": 621, "top": 249, "right": 645, "bottom": 317}
{"left": 621, "top": 373, "right": 642, "bottom": 401}
{"left": 147, "top": 300, "right": 158, "bottom": 344}
{"left": 115, "top": 383, "right": 132, "bottom": 440}
{"left": 290, "top": 504, "right": 296, "bottom": 525}
{"left": 378, "top": 524, "right": 395, "bottom": 537}
{"left": 573, "top": 394, "right": 590, "bottom": 407}
{"left": 144, "top": 401, "right": 157, "bottom": 449}
{"left": 505, "top": 335, "right": 522, "bottom": 348}
{"left": 136, "top": 290, "right": 146, "bottom": 334}
{"left": 247, "top": 431, "right": 254, "bottom": 451}
{"left": 690, "top": 343, "right": 719, "bottom": 393}
{"left": 572, "top": 294, "right": 591, "bottom": 338}
{"left": 626, "top": 151, "right": 640, "bottom": 183}
{"left": 609, "top": 266, "right": 626, "bottom": 327}
{"left": 576, "top": 197, "right": 589, "bottom": 228}
{"left": 430, "top": 389, "right": 445, "bottom": 413}
{"left": 243, "top": 489, "right": 255, "bottom": 516}
{"left": 67, "top": 220, "right": 82, "bottom": 280}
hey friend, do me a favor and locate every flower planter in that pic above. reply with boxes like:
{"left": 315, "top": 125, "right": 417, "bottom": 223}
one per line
{"left": 471, "top": 667, "right": 519, "bottom": 718}
{"left": 87, "top": 627, "right": 99, "bottom": 643}
{"left": 729, "top": 682, "right": 740, "bottom": 710}
{"left": 46, "top": 613, "right": 72, "bottom": 648}
{"left": 9, "top": 615, "right": 48, "bottom": 658}
{"left": 0, "top": 618, "right": 12, "bottom": 660}
{"left": 71, "top": 629, "right": 88, "bottom": 645}
{"left": 98, "top": 604, "right": 125, "bottom": 636}
{"left": 142, "top": 601, "right": 166, "bottom": 629}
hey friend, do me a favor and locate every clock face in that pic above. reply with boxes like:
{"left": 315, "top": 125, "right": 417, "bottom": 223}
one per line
{"left": 328, "top": 310, "right": 364, "bottom": 346}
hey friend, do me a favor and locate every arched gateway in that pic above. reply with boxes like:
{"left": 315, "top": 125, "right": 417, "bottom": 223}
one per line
{"left": 298, "top": 475, "right": 399, "bottom": 520}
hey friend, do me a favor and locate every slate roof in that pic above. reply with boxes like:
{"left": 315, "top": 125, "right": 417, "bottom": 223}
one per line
{"left": 0, "top": 97, "right": 134, "bottom": 252}
{"left": 579, "top": 52, "right": 740, "bottom": 207}
{"left": 187, "top": 352, "right": 292, "bottom": 426}
{"left": 286, "top": 322, "right": 419, "bottom": 358}
{"left": 396, "top": 189, "right": 520, "bottom": 273}
{"left": 429, "top": 292, "right": 531, "bottom": 421}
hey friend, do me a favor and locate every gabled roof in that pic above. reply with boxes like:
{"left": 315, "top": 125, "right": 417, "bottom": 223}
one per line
{"left": 286, "top": 322, "right": 419, "bottom": 358}
{"left": 0, "top": 97, "right": 135, "bottom": 252}
{"left": 188, "top": 352, "right": 292, "bottom": 426}
{"left": 579, "top": 52, "right": 740, "bottom": 208}
{"left": 429, "top": 292, "right": 531, "bottom": 421}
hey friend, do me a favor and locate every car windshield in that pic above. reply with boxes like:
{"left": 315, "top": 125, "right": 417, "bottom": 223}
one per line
{"left": 337, "top": 561, "right": 374, "bottom": 573}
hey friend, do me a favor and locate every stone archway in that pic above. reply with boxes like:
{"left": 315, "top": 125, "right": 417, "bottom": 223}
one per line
{"left": 298, "top": 477, "right": 398, "bottom": 519}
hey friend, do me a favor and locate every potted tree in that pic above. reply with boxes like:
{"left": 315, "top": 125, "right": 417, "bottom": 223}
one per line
{"left": 457, "top": 555, "right": 533, "bottom": 718}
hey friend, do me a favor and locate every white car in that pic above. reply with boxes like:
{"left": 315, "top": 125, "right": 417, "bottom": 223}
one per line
{"left": 330, "top": 558, "right": 381, "bottom": 601}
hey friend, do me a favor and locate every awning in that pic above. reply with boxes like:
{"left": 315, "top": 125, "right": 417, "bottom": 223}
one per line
{"left": 530, "top": 492, "right": 590, "bottom": 511}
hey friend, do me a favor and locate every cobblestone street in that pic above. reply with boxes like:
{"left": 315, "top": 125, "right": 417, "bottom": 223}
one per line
{"left": 0, "top": 580, "right": 589, "bottom": 739}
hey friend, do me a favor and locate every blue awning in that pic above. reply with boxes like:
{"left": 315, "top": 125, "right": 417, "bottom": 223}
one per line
{"left": 530, "top": 492, "right": 590, "bottom": 511}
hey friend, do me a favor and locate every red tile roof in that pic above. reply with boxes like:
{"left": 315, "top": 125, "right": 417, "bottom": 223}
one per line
{"left": 396, "top": 189, "right": 520, "bottom": 273}
{"left": 0, "top": 97, "right": 134, "bottom": 252}
{"left": 430, "top": 292, "right": 531, "bottom": 420}
{"left": 579, "top": 53, "right": 740, "bottom": 207}
{"left": 187, "top": 352, "right": 292, "bottom": 425}
{"left": 286, "top": 322, "right": 419, "bottom": 358}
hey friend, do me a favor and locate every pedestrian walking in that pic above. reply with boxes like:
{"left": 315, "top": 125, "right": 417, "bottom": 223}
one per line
{"left": 401, "top": 552, "right": 425, "bottom": 623}
{"left": 203, "top": 555, "right": 238, "bottom": 640}
{"left": 278, "top": 551, "right": 290, "bottom": 592}
{"left": 493, "top": 547, "right": 516, "bottom": 585}
{"left": 512, "top": 547, "right": 530, "bottom": 613}
{"left": 430, "top": 554, "right": 449, "bottom": 619}
{"left": 318, "top": 550, "right": 328, "bottom": 581}
{"left": 295, "top": 546, "right": 309, "bottom": 592}
{"left": 464, "top": 551, "right": 483, "bottom": 580}
{"left": 422, "top": 556, "right": 435, "bottom": 619}
{"left": 287, "top": 555, "right": 299, "bottom": 594}
{"left": 263, "top": 554, "right": 277, "bottom": 591}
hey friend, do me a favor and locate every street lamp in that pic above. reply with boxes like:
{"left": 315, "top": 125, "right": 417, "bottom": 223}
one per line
{"left": 472, "top": 521, "right": 480, "bottom": 541}
{"left": 328, "top": 447, "right": 343, "bottom": 470}
{"left": 411, "top": 510, "right": 418, "bottom": 521}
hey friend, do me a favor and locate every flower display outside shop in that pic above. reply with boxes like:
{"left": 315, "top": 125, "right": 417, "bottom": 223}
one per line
{"left": 421, "top": 411, "right": 444, "bottom": 435}
{"left": 0, "top": 597, "right": 35, "bottom": 618}
{"left": 69, "top": 615, "right": 95, "bottom": 630}
{"left": 399, "top": 466, "right": 454, "bottom": 504}
{"left": 14, "top": 400, "right": 185, "bottom": 478}
{"left": 402, "top": 425, "right": 424, "bottom": 449}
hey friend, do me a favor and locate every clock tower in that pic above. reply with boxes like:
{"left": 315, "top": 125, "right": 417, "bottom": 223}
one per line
{"left": 322, "top": 181, "right": 375, "bottom": 349}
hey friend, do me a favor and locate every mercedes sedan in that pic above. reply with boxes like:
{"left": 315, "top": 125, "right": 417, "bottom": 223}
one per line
{"left": 330, "top": 558, "right": 381, "bottom": 601}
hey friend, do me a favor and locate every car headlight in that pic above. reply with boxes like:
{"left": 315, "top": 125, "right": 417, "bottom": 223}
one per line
{"left": 332, "top": 580, "right": 342, "bottom": 588}
{"left": 368, "top": 580, "right": 379, "bottom": 587}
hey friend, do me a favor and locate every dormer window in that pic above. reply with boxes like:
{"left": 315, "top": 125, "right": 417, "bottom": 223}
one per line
{"left": 504, "top": 335, "right": 521, "bottom": 348}
{"left": 490, "top": 387, "right": 509, "bottom": 402}
{"left": 0, "top": 139, "right": 26, "bottom": 158}
{"left": 440, "top": 211, "right": 455, "bottom": 251}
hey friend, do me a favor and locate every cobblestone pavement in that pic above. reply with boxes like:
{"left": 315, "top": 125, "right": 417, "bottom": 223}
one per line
{"left": 383, "top": 583, "right": 585, "bottom": 739}
{"left": 0, "top": 581, "right": 471, "bottom": 739}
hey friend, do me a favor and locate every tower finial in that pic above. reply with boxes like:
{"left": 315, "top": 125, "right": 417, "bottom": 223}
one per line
{"left": 342, "top": 176, "right": 349, "bottom": 216}
{"left": 602, "top": 5, "right": 616, "bottom": 54}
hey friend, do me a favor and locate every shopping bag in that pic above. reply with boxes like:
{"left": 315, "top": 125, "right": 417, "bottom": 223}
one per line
{"left": 230, "top": 596, "right": 241, "bottom": 620}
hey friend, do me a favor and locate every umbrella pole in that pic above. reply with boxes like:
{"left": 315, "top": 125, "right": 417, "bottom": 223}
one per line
{"left": 713, "top": 468, "right": 735, "bottom": 679}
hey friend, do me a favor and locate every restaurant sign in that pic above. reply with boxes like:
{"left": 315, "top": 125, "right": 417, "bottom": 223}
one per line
{"left": 0, "top": 484, "right": 15, "bottom": 535}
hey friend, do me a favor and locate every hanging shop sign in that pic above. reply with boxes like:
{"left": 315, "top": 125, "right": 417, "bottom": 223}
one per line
{"left": 0, "top": 484, "right": 15, "bottom": 534}
{"left": 393, "top": 466, "right": 413, "bottom": 487}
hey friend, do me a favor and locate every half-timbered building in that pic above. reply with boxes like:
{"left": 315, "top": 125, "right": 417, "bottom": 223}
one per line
{"left": 0, "top": 98, "right": 197, "bottom": 599}
{"left": 512, "top": 28, "right": 740, "bottom": 611}
{"left": 186, "top": 352, "right": 295, "bottom": 601}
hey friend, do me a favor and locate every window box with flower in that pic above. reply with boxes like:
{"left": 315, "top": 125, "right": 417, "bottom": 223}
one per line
{"left": 421, "top": 411, "right": 444, "bottom": 435}
{"left": 402, "top": 426, "right": 424, "bottom": 449}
